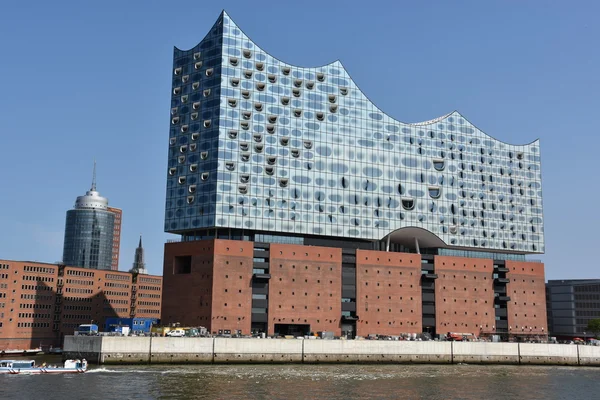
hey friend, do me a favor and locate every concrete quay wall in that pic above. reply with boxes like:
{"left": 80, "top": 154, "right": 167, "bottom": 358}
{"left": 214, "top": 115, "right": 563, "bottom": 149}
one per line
{"left": 63, "top": 336, "right": 600, "bottom": 366}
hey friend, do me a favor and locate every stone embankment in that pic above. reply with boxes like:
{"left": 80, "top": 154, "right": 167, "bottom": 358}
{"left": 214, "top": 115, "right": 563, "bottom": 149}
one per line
{"left": 64, "top": 336, "right": 600, "bottom": 366}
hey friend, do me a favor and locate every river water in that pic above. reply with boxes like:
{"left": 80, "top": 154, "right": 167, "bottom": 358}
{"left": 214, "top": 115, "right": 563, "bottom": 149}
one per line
{"left": 0, "top": 356, "right": 598, "bottom": 399}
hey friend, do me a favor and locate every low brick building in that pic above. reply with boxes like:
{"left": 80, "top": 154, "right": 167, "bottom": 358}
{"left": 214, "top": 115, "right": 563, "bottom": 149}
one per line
{"left": 0, "top": 259, "right": 162, "bottom": 351}
{"left": 161, "top": 239, "right": 546, "bottom": 340}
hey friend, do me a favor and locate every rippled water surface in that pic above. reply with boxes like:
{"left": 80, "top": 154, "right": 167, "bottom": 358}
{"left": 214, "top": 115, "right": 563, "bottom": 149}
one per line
{"left": 0, "top": 356, "right": 598, "bottom": 399}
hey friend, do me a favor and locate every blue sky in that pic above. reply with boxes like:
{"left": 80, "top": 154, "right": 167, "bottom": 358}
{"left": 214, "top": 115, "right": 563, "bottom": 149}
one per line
{"left": 0, "top": 1, "right": 598, "bottom": 279}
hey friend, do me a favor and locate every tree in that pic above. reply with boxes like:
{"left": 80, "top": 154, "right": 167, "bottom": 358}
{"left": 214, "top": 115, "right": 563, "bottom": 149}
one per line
{"left": 587, "top": 319, "right": 600, "bottom": 339}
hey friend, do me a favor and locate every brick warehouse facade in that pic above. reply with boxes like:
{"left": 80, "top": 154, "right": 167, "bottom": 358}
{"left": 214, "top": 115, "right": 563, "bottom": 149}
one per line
{"left": 0, "top": 259, "right": 162, "bottom": 351}
{"left": 162, "top": 240, "right": 546, "bottom": 339}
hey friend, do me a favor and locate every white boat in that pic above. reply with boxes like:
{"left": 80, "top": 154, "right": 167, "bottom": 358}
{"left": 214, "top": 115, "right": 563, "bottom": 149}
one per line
{"left": 0, "top": 348, "right": 42, "bottom": 356}
{"left": 0, "top": 359, "right": 88, "bottom": 374}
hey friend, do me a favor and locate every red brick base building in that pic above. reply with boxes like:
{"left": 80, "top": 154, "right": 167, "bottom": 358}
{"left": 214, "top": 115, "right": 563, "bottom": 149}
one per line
{"left": 161, "top": 239, "right": 547, "bottom": 340}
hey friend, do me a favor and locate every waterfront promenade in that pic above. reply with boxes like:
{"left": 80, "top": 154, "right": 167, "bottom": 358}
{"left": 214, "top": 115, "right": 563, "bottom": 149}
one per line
{"left": 64, "top": 336, "right": 600, "bottom": 366}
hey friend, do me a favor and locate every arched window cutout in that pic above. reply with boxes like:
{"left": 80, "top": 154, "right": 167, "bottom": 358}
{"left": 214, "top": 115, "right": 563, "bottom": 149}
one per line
{"left": 281, "top": 97, "right": 290, "bottom": 105}
{"left": 253, "top": 133, "right": 262, "bottom": 143}
{"left": 241, "top": 90, "right": 250, "bottom": 99}
{"left": 268, "top": 74, "right": 277, "bottom": 83}
{"left": 267, "top": 156, "right": 276, "bottom": 165}
{"left": 254, "top": 103, "right": 263, "bottom": 112}
{"left": 265, "top": 166, "right": 274, "bottom": 175}
{"left": 228, "top": 99, "right": 237, "bottom": 107}
{"left": 193, "top": 52, "right": 201, "bottom": 60}
{"left": 291, "top": 149, "right": 299, "bottom": 158}
{"left": 178, "top": 176, "right": 186, "bottom": 185}
{"left": 168, "top": 167, "right": 176, "bottom": 176}
{"left": 188, "top": 185, "right": 197, "bottom": 193}
{"left": 254, "top": 144, "right": 263, "bottom": 153}
{"left": 229, "top": 57, "right": 238, "bottom": 66}
{"left": 256, "top": 83, "right": 265, "bottom": 91}
{"left": 242, "top": 50, "right": 252, "bottom": 59}
{"left": 281, "top": 67, "right": 291, "bottom": 75}
{"left": 316, "top": 72, "right": 325, "bottom": 82}
{"left": 433, "top": 160, "right": 445, "bottom": 171}
{"left": 238, "top": 185, "right": 248, "bottom": 194}
{"left": 255, "top": 62, "right": 264, "bottom": 71}
{"left": 201, "top": 172, "right": 209, "bottom": 181}
{"left": 189, "top": 164, "right": 198, "bottom": 172}
{"left": 189, "top": 143, "right": 197, "bottom": 151}
{"left": 187, "top": 196, "right": 194, "bottom": 204}
{"left": 239, "top": 142, "right": 249, "bottom": 151}
{"left": 292, "top": 89, "right": 301, "bottom": 98}
{"left": 240, "top": 122, "right": 249, "bottom": 130}
{"left": 240, "top": 153, "right": 250, "bottom": 162}
{"left": 266, "top": 124, "right": 275, "bottom": 134}
{"left": 240, "top": 174, "right": 249, "bottom": 183}
{"left": 225, "top": 162, "right": 235, "bottom": 171}
{"left": 244, "top": 70, "right": 253, "bottom": 79}
{"left": 280, "top": 137, "right": 289, "bottom": 146}
{"left": 230, "top": 78, "right": 240, "bottom": 87}
{"left": 429, "top": 187, "right": 441, "bottom": 199}
{"left": 242, "top": 111, "right": 251, "bottom": 120}
{"left": 279, "top": 178, "right": 288, "bottom": 188}
{"left": 200, "top": 151, "right": 208, "bottom": 160}
{"left": 401, "top": 198, "right": 415, "bottom": 210}
{"left": 228, "top": 130, "right": 238, "bottom": 139}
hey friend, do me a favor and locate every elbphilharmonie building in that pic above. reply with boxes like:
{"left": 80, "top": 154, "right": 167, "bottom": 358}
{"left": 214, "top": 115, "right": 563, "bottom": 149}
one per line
{"left": 162, "top": 11, "right": 547, "bottom": 340}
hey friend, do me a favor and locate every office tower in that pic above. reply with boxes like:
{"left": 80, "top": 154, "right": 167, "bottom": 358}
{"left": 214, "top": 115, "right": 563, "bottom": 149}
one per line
{"left": 107, "top": 207, "right": 122, "bottom": 271}
{"left": 62, "top": 163, "right": 115, "bottom": 270}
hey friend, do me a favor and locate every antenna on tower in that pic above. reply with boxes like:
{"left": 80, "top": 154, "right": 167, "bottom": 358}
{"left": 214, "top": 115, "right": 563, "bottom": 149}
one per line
{"left": 91, "top": 159, "right": 97, "bottom": 191}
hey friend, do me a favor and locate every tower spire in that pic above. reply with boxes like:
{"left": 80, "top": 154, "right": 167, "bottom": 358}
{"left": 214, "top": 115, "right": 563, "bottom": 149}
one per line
{"left": 130, "top": 233, "right": 147, "bottom": 274}
{"left": 91, "top": 159, "right": 97, "bottom": 191}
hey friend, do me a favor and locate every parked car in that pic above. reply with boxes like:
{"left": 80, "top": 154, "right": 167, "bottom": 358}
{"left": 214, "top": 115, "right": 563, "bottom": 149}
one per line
{"left": 166, "top": 329, "right": 185, "bottom": 337}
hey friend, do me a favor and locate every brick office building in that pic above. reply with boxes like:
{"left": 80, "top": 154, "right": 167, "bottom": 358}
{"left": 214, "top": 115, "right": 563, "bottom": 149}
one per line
{"left": 107, "top": 207, "right": 123, "bottom": 271}
{"left": 0, "top": 259, "right": 162, "bottom": 351}
{"left": 161, "top": 12, "right": 547, "bottom": 339}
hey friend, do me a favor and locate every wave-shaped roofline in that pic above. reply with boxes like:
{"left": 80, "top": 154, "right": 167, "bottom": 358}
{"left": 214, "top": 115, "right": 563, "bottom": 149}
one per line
{"left": 175, "top": 10, "right": 540, "bottom": 147}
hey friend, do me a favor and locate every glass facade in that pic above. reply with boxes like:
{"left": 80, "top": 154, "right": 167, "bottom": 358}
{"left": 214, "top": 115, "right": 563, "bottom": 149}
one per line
{"left": 165, "top": 11, "right": 544, "bottom": 255}
{"left": 63, "top": 209, "right": 114, "bottom": 270}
